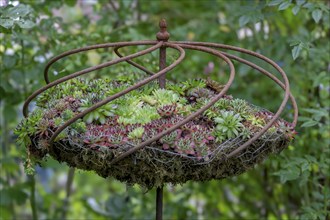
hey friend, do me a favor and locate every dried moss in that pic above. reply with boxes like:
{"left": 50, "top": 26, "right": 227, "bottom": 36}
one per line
{"left": 29, "top": 130, "right": 290, "bottom": 189}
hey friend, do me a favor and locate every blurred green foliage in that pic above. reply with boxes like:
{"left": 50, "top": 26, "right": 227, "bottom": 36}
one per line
{"left": 0, "top": 0, "right": 329, "bottom": 219}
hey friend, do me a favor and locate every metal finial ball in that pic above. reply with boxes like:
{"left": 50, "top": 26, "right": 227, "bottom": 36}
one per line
{"left": 156, "top": 19, "right": 170, "bottom": 41}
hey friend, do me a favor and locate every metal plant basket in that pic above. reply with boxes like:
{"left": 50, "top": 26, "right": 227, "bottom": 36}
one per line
{"left": 19, "top": 19, "right": 298, "bottom": 219}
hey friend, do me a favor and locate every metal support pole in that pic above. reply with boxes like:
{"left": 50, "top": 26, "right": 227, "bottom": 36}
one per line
{"left": 156, "top": 186, "right": 163, "bottom": 220}
{"left": 155, "top": 18, "right": 170, "bottom": 220}
{"left": 159, "top": 47, "right": 166, "bottom": 88}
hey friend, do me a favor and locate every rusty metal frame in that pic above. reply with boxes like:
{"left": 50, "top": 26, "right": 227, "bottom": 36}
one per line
{"left": 22, "top": 19, "right": 298, "bottom": 220}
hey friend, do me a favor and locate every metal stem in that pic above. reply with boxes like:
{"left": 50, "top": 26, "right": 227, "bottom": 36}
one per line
{"left": 156, "top": 18, "right": 170, "bottom": 89}
{"left": 156, "top": 186, "right": 163, "bottom": 220}
{"left": 155, "top": 18, "right": 169, "bottom": 220}
{"left": 159, "top": 47, "right": 166, "bottom": 88}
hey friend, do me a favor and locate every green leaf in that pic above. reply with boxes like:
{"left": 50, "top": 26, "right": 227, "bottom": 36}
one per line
{"left": 268, "top": 0, "right": 283, "bottom": 6}
{"left": 85, "top": 198, "right": 111, "bottom": 217}
{"left": 275, "top": 166, "right": 301, "bottom": 183}
{"left": 85, "top": 113, "right": 94, "bottom": 124}
{"left": 5, "top": 4, "right": 33, "bottom": 18}
{"left": 292, "top": 43, "right": 302, "bottom": 60}
{"left": 99, "top": 115, "right": 106, "bottom": 124}
{"left": 16, "top": 19, "right": 35, "bottom": 29}
{"left": 289, "top": 40, "right": 300, "bottom": 46}
{"left": 3, "top": 55, "right": 17, "bottom": 68}
{"left": 302, "top": 2, "right": 313, "bottom": 9}
{"left": 93, "top": 111, "right": 100, "bottom": 120}
{"left": 302, "top": 108, "right": 328, "bottom": 118}
{"left": 239, "top": 15, "right": 250, "bottom": 27}
{"left": 296, "top": 0, "right": 306, "bottom": 6}
{"left": 0, "top": 18, "right": 14, "bottom": 29}
{"left": 278, "top": 1, "right": 291, "bottom": 11}
{"left": 312, "top": 9, "right": 322, "bottom": 23}
{"left": 301, "top": 120, "right": 319, "bottom": 127}
{"left": 292, "top": 5, "right": 300, "bottom": 15}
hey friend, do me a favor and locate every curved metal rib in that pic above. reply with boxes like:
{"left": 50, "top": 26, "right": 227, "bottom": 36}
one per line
{"left": 174, "top": 41, "right": 298, "bottom": 126}
{"left": 114, "top": 46, "right": 155, "bottom": 75}
{"left": 109, "top": 43, "right": 236, "bottom": 165}
{"left": 48, "top": 42, "right": 186, "bottom": 144}
{"left": 220, "top": 51, "right": 298, "bottom": 127}
{"left": 44, "top": 40, "right": 158, "bottom": 84}
{"left": 175, "top": 42, "right": 292, "bottom": 159}
{"left": 23, "top": 42, "right": 163, "bottom": 117}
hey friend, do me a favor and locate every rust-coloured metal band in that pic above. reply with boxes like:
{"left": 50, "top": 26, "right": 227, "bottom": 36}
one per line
{"left": 23, "top": 42, "right": 162, "bottom": 117}
{"left": 109, "top": 43, "right": 236, "bottom": 165}
{"left": 174, "top": 41, "right": 297, "bottom": 125}
{"left": 220, "top": 51, "right": 298, "bottom": 127}
{"left": 114, "top": 46, "right": 154, "bottom": 75}
{"left": 44, "top": 40, "right": 158, "bottom": 84}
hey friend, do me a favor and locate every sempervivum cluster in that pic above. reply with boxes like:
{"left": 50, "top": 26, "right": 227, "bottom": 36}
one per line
{"left": 16, "top": 77, "right": 297, "bottom": 162}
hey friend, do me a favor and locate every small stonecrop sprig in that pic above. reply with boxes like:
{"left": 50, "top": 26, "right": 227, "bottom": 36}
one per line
{"left": 118, "top": 105, "right": 160, "bottom": 125}
{"left": 213, "top": 111, "right": 243, "bottom": 142}
{"left": 128, "top": 127, "right": 145, "bottom": 140}
{"left": 152, "top": 89, "right": 180, "bottom": 106}
{"left": 182, "top": 78, "right": 206, "bottom": 92}
{"left": 246, "top": 115, "right": 266, "bottom": 128}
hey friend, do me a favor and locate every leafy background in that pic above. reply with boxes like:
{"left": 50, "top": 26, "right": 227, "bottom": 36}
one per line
{"left": 0, "top": 0, "right": 329, "bottom": 219}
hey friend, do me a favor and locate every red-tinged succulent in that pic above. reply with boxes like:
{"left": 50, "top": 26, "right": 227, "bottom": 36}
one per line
{"left": 36, "top": 119, "right": 55, "bottom": 138}
{"left": 157, "top": 104, "right": 177, "bottom": 118}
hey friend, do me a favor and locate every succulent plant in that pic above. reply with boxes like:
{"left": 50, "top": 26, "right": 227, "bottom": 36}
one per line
{"left": 118, "top": 105, "right": 160, "bottom": 125}
{"left": 230, "top": 99, "right": 251, "bottom": 119}
{"left": 141, "top": 95, "right": 157, "bottom": 106}
{"left": 214, "top": 111, "right": 243, "bottom": 141}
{"left": 202, "top": 98, "right": 232, "bottom": 119}
{"left": 16, "top": 76, "right": 296, "bottom": 170}
{"left": 36, "top": 119, "right": 55, "bottom": 138}
{"left": 55, "top": 100, "right": 69, "bottom": 112}
{"left": 152, "top": 89, "right": 180, "bottom": 106}
{"left": 62, "top": 109, "right": 75, "bottom": 121}
{"left": 246, "top": 115, "right": 265, "bottom": 128}
{"left": 166, "top": 83, "right": 186, "bottom": 95}
{"left": 43, "top": 109, "right": 58, "bottom": 119}
{"left": 128, "top": 127, "right": 145, "bottom": 140}
{"left": 182, "top": 79, "right": 206, "bottom": 91}
{"left": 36, "top": 87, "right": 59, "bottom": 107}
{"left": 70, "top": 119, "right": 87, "bottom": 134}
{"left": 241, "top": 127, "right": 252, "bottom": 139}
{"left": 159, "top": 131, "right": 177, "bottom": 146}
{"left": 175, "top": 138, "right": 195, "bottom": 155}
{"left": 157, "top": 104, "right": 177, "bottom": 118}
{"left": 78, "top": 100, "right": 117, "bottom": 124}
